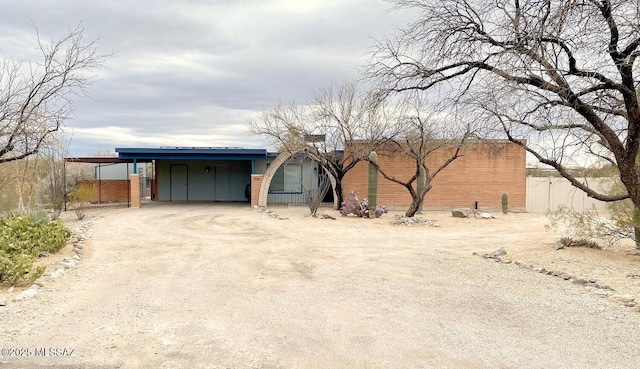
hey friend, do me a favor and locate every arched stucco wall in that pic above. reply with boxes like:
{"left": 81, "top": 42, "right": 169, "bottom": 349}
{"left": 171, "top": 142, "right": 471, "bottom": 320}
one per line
{"left": 258, "top": 151, "right": 338, "bottom": 209}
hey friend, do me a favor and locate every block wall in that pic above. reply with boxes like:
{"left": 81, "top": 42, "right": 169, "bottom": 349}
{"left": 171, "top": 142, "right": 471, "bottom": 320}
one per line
{"left": 341, "top": 142, "right": 526, "bottom": 211}
{"left": 77, "top": 180, "right": 129, "bottom": 203}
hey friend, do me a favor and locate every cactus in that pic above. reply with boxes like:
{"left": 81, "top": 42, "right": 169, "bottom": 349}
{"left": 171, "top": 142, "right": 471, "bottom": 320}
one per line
{"left": 368, "top": 151, "right": 378, "bottom": 219}
{"left": 502, "top": 192, "right": 508, "bottom": 215}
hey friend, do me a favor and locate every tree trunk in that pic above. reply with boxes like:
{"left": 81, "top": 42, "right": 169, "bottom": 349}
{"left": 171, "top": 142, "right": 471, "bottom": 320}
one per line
{"left": 334, "top": 179, "right": 344, "bottom": 210}
{"left": 634, "top": 205, "right": 640, "bottom": 250}
{"left": 405, "top": 191, "right": 424, "bottom": 217}
{"left": 405, "top": 199, "right": 420, "bottom": 217}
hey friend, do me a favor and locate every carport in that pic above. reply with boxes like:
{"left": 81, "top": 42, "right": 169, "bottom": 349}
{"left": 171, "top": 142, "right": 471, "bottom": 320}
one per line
{"left": 63, "top": 156, "right": 153, "bottom": 208}
{"left": 115, "top": 147, "right": 268, "bottom": 203}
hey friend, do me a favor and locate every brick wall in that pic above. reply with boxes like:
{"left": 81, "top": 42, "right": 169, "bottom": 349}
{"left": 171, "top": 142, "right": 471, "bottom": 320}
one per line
{"left": 77, "top": 180, "right": 129, "bottom": 203}
{"left": 251, "top": 174, "right": 263, "bottom": 206}
{"left": 130, "top": 174, "right": 141, "bottom": 208}
{"left": 341, "top": 142, "right": 526, "bottom": 211}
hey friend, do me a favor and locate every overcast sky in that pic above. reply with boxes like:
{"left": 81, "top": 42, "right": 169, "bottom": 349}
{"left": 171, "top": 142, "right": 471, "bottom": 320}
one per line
{"left": 0, "top": 0, "right": 407, "bottom": 156}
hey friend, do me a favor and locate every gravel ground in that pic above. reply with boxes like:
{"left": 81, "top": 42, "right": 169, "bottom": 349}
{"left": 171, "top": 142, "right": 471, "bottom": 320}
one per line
{"left": 0, "top": 202, "right": 639, "bottom": 368}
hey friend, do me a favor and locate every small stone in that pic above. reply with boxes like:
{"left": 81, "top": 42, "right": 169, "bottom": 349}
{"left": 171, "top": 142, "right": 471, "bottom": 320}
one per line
{"left": 609, "top": 294, "right": 635, "bottom": 304}
{"left": 50, "top": 268, "right": 65, "bottom": 278}
{"left": 592, "top": 289, "right": 612, "bottom": 297}
{"left": 572, "top": 278, "right": 588, "bottom": 285}
{"left": 561, "top": 273, "right": 572, "bottom": 280}
{"left": 551, "top": 270, "right": 562, "bottom": 277}
{"left": 552, "top": 242, "right": 564, "bottom": 251}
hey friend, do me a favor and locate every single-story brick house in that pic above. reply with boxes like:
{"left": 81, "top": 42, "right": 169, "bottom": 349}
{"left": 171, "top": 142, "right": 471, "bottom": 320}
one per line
{"left": 68, "top": 141, "right": 525, "bottom": 211}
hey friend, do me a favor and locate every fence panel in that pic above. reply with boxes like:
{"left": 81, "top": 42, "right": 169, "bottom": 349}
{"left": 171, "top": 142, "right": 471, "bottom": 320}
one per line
{"left": 525, "top": 177, "right": 613, "bottom": 213}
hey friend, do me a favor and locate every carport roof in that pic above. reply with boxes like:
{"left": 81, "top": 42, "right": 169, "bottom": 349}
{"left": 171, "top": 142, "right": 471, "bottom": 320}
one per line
{"left": 115, "top": 147, "right": 268, "bottom": 160}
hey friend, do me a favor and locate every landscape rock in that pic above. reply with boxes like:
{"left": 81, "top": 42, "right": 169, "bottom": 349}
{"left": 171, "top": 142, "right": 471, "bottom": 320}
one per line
{"left": 608, "top": 294, "right": 635, "bottom": 305}
{"left": 390, "top": 215, "right": 437, "bottom": 226}
{"left": 452, "top": 208, "right": 471, "bottom": 218}
{"left": 50, "top": 268, "right": 66, "bottom": 278}
{"left": 482, "top": 248, "right": 507, "bottom": 260}
{"left": 552, "top": 241, "right": 564, "bottom": 250}
{"left": 474, "top": 212, "right": 495, "bottom": 219}
{"left": 320, "top": 210, "right": 338, "bottom": 220}
{"left": 14, "top": 285, "right": 39, "bottom": 300}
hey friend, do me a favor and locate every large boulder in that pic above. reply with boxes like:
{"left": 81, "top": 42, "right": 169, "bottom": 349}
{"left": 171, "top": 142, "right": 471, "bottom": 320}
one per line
{"left": 452, "top": 208, "right": 471, "bottom": 218}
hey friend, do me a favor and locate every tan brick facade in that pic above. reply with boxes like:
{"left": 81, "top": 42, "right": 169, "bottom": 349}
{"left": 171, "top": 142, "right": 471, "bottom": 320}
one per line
{"left": 130, "top": 174, "right": 141, "bottom": 208}
{"left": 342, "top": 142, "right": 526, "bottom": 211}
{"left": 251, "top": 174, "right": 263, "bottom": 206}
{"left": 78, "top": 180, "right": 129, "bottom": 203}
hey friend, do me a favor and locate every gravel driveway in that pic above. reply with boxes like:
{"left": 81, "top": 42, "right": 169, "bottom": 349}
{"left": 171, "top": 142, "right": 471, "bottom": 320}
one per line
{"left": 1, "top": 203, "right": 639, "bottom": 368}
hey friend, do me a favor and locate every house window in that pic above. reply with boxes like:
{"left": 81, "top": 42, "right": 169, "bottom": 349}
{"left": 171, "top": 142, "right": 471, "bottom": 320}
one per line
{"left": 269, "top": 163, "right": 302, "bottom": 193}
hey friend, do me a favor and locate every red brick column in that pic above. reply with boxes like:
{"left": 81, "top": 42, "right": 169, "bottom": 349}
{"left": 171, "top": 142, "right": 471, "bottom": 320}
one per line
{"left": 251, "top": 174, "right": 263, "bottom": 207}
{"left": 130, "top": 174, "right": 141, "bottom": 208}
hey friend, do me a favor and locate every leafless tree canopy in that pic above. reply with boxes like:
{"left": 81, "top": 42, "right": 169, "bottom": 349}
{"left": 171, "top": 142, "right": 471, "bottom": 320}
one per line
{"left": 368, "top": 0, "right": 640, "bottom": 206}
{"left": 249, "top": 81, "right": 392, "bottom": 206}
{"left": 0, "top": 25, "right": 105, "bottom": 164}
{"left": 370, "top": 95, "right": 475, "bottom": 216}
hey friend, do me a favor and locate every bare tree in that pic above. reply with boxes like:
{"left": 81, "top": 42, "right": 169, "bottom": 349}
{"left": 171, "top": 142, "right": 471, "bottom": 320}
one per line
{"left": 249, "top": 81, "right": 390, "bottom": 207}
{"left": 368, "top": 0, "right": 640, "bottom": 243}
{"left": 0, "top": 24, "right": 105, "bottom": 164}
{"left": 369, "top": 96, "right": 474, "bottom": 217}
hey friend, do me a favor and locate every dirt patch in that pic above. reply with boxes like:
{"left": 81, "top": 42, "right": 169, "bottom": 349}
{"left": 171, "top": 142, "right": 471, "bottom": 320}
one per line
{"left": 1, "top": 203, "right": 639, "bottom": 369}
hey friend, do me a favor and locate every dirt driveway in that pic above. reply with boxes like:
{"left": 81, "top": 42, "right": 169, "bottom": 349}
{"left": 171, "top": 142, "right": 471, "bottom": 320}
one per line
{"left": 1, "top": 203, "right": 639, "bottom": 368}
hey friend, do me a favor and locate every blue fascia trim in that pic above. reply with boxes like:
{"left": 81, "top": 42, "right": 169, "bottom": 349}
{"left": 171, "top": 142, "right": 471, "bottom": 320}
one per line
{"left": 116, "top": 147, "right": 267, "bottom": 156}
{"left": 118, "top": 153, "right": 267, "bottom": 160}
{"left": 115, "top": 147, "right": 268, "bottom": 161}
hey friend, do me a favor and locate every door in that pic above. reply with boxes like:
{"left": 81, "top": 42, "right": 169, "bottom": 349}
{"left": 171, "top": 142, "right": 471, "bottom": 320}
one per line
{"left": 214, "top": 165, "right": 230, "bottom": 201}
{"left": 170, "top": 164, "right": 188, "bottom": 201}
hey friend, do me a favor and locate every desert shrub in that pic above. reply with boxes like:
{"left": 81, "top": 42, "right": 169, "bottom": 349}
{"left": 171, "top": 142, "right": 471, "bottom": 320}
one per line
{"left": 0, "top": 212, "right": 71, "bottom": 286}
{"left": 546, "top": 205, "right": 626, "bottom": 247}
{"left": 70, "top": 182, "right": 97, "bottom": 220}
{"left": 340, "top": 191, "right": 388, "bottom": 218}
{"left": 0, "top": 251, "right": 45, "bottom": 286}
{"left": 557, "top": 236, "right": 602, "bottom": 250}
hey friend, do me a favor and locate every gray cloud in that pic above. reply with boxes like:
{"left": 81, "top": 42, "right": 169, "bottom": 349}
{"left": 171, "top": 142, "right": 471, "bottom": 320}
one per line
{"left": 1, "top": 0, "right": 406, "bottom": 155}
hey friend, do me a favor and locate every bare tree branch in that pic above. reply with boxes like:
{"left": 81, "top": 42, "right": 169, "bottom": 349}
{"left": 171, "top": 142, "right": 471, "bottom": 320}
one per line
{"left": 0, "top": 24, "right": 106, "bottom": 164}
{"left": 367, "top": 0, "right": 640, "bottom": 211}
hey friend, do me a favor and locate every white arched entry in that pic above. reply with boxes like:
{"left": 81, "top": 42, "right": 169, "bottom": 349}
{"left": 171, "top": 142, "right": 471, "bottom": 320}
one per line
{"left": 258, "top": 151, "right": 338, "bottom": 208}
